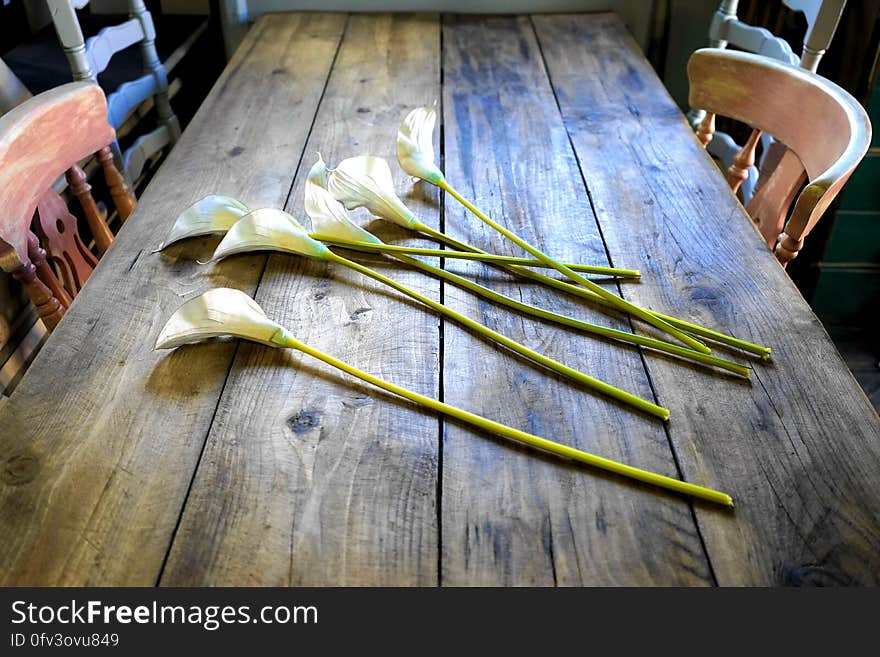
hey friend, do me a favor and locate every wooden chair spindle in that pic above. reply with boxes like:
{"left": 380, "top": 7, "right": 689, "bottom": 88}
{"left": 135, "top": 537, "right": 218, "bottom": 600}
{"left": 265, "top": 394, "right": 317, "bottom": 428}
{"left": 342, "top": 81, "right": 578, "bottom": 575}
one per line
{"left": 26, "top": 232, "right": 72, "bottom": 309}
{"left": 696, "top": 111, "right": 715, "bottom": 147}
{"left": 66, "top": 164, "right": 114, "bottom": 255}
{"left": 8, "top": 258, "right": 65, "bottom": 331}
{"left": 97, "top": 146, "right": 136, "bottom": 222}
{"left": 775, "top": 232, "right": 804, "bottom": 267}
{"left": 727, "top": 128, "right": 762, "bottom": 194}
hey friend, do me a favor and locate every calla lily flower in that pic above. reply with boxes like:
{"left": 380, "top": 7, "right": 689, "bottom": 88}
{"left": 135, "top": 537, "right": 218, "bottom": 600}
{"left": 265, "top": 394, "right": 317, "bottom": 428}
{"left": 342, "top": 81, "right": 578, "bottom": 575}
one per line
{"left": 155, "top": 287, "right": 289, "bottom": 350}
{"left": 394, "top": 107, "right": 716, "bottom": 356}
{"left": 298, "top": 162, "right": 744, "bottom": 374}
{"left": 309, "top": 157, "right": 641, "bottom": 278}
{"left": 156, "top": 189, "right": 766, "bottom": 358}
{"left": 326, "top": 155, "right": 421, "bottom": 230}
{"left": 154, "top": 288, "right": 732, "bottom": 507}
{"left": 394, "top": 109, "right": 768, "bottom": 355}
{"left": 305, "top": 157, "right": 383, "bottom": 245}
{"left": 211, "top": 208, "right": 330, "bottom": 262}
{"left": 207, "top": 198, "right": 670, "bottom": 421}
{"left": 158, "top": 195, "right": 250, "bottom": 249}
{"left": 397, "top": 106, "right": 444, "bottom": 185}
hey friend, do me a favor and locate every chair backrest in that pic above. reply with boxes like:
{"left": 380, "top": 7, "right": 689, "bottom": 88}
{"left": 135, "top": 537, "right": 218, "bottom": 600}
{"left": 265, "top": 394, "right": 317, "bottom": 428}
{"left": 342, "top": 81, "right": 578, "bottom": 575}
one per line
{"left": 708, "top": 0, "right": 846, "bottom": 72}
{"left": 0, "top": 81, "right": 132, "bottom": 330}
{"left": 696, "top": 0, "right": 847, "bottom": 205}
{"left": 688, "top": 48, "right": 871, "bottom": 266}
{"left": 46, "top": 0, "right": 180, "bottom": 184}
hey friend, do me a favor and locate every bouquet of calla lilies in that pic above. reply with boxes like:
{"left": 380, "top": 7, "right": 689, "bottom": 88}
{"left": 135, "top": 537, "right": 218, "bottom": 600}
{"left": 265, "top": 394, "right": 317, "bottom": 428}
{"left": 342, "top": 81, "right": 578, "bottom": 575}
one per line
{"left": 154, "top": 106, "right": 774, "bottom": 508}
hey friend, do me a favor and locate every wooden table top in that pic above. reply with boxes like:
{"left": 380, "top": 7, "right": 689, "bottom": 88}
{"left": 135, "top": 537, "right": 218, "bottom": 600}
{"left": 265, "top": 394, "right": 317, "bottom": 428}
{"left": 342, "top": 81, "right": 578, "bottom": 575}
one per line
{"left": 2, "top": 12, "right": 879, "bottom": 586}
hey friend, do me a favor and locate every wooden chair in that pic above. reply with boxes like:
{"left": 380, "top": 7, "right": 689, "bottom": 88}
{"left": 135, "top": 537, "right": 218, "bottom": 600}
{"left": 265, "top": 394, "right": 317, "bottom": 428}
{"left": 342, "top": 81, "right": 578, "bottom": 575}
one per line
{"left": 0, "top": 81, "right": 135, "bottom": 330}
{"left": 688, "top": 48, "right": 871, "bottom": 267}
{"left": 691, "top": 0, "right": 847, "bottom": 203}
{"left": 46, "top": 0, "right": 181, "bottom": 185}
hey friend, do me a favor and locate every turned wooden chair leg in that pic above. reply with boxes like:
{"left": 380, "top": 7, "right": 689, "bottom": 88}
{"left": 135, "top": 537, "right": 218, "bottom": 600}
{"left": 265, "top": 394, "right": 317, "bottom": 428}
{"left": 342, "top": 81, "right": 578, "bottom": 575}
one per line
{"left": 97, "top": 146, "right": 136, "bottom": 222}
{"left": 26, "top": 232, "right": 72, "bottom": 309}
{"left": 66, "top": 164, "right": 114, "bottom": 255}
{"left": 9, "top": 257, "right": 65, "bottom": 331}
{"left": 727, "top": 128, "right": 762, "bottom": 195}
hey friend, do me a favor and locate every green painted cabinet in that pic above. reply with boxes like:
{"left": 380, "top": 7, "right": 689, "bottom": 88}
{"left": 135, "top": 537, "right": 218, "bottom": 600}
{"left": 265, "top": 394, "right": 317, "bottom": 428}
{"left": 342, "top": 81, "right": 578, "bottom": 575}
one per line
{"left": 811, "top": 78, "right": 880, "bottom": 326}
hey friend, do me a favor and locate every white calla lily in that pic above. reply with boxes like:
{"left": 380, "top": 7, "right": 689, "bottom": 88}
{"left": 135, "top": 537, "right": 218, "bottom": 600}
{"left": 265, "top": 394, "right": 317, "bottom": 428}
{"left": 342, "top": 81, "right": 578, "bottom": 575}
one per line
{"left": 326, "top": 155, "right": 420, "bottom": 229}
{"left": 397, "top": 106, "right": 444, "bottom": 184}
{"left": 155, "top": 287, "right": 289, "bottom": 350}
{"left": 158, "top": 195, "right": 250, "bottom": 249}
{"left": 305, "top": 158, "right": 383, "bottom": 245}
{"left": 307, "top": 152, "right": 330, "bottom": 189}
{"left": 154, "top": 288, "right": 732, "bottom": 507}
{"left": 391, "top": 107, "right": 714, "bottom": 356}
{"left": 192, "top": 182, "right": 669, "bottom": 420}
{"left": 211, "top": 208, "right": 330, "bottom": 262}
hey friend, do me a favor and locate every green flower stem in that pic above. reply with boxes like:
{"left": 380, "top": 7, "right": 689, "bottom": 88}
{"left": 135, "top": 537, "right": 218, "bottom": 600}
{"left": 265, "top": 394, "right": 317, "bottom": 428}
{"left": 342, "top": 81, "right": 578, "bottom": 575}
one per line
{"left": 324, "top": 251, "right": 670, "bottom": 421}
{"left": 438, "top": 179, "right": 711, "bottom": 356}
{"left": 387, "top": 252, "right": 750, "bottom": 378}
{"left": 280, "top": 331, "right": 732, "bottom": 506}
{"left": 413, "top": 222, "right": 772, "bottom": 360}
{"left": 310, "top": 234, "right": 640, "bottom": 278}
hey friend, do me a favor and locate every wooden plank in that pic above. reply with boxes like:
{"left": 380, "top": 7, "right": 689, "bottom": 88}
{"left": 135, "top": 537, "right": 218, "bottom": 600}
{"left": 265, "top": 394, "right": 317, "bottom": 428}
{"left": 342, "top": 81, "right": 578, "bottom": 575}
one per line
{"left": 439, "top": 15, "right": 712, "bottom": 585}
{"left": 0, "top": 13, "right": 347, "bottom": 585}
{"left": 160, "top": 14, "right": 442, "bottom": 585}
{"left": 533, "top": 13, "right": 880, "bottom": 584}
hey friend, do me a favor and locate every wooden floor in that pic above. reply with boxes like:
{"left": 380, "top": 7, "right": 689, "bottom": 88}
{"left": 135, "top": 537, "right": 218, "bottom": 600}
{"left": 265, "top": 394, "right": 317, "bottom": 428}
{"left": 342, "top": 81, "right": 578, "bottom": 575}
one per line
{"left": 1, "top": 13, "right": 879, "bottom": 587}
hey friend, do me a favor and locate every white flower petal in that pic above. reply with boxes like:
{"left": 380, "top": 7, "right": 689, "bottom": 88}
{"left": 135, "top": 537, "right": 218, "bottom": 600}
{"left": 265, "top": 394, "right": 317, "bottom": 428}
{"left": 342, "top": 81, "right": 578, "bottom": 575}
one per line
{"left": 155, "top": 287, "right": 289, "bottom": 350}
{"left": 326, "top": 155, "right": 419, "bottom": 229}
{"left": 397, "top": 106, "right": 444, "bottom": 184}
{"left": 305, "top": 181, "right": 383, "bottom": 245}
{"left": 158, "top": 195, "right": 250, "bottom": 249}
{"left": 307, "top": 153, "right": 329, "bottom": 189}
{"left": 211, "top": 208, "right": 330, "bottom": 262}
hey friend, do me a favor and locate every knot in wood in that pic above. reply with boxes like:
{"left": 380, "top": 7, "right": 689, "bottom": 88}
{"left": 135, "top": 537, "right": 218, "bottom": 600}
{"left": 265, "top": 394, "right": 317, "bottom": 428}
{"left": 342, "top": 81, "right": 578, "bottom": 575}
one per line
{"left": 2, "top": 453, "right": 39, "bottom": 485}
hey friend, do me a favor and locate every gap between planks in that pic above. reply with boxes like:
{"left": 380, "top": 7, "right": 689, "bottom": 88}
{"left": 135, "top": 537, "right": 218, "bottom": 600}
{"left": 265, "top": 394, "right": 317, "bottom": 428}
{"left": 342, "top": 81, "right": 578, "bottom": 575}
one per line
{"left": 437, "top": 20, "right": 447, "bottom": 588}
{"left": 525, "top": 13, "right": 719, "bottom": 586}
{"left": 154, "top": 14, "right": 352, "bottom": 587}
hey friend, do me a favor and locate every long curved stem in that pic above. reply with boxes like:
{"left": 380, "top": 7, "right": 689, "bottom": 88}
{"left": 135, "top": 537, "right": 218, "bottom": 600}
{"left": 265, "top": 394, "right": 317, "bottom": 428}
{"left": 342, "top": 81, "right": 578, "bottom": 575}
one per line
{"left": 311, "top": 234, "right": 640, "bottom": 278}
{"left": 281, "top": 331, "right": 733, "bottom": 507}
{"left": 414, "top": 222, "right": 771, "bottom": 359}
{"left": 388, "top": 252, "right": 749, "bottom": 378}
{"left": 324, "top": 251, "right": 669, "bottom": 421}
{"left": 439, "top": 179, "right": 711, "bottom": 355}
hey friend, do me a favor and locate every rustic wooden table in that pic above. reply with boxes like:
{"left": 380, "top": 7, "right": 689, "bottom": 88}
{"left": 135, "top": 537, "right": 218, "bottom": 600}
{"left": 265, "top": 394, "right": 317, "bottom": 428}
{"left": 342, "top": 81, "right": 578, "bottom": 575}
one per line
{"left": 1, "top": 12, "right": 879, "bottom": 586}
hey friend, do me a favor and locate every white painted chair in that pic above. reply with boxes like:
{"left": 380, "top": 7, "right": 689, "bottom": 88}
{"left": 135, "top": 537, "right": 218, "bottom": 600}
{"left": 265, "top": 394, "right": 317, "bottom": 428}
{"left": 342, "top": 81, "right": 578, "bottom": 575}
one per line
{"left": 46, "top": 0, "right": 181, "bottom": 184}
{"left": 690, "top": 0, "right": 847, "bottom": 204}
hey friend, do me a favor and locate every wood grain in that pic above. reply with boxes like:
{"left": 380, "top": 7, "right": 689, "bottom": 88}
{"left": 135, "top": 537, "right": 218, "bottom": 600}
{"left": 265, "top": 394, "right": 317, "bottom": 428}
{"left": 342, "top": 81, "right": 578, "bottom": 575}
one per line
{"left": 0, "top": 13, "right": 347, "bottom": 585}
{"left": 533, "top": 12, "right": 880, "bottom": 585}
{"left": 3, "top": 11, "right": 877, "bottom": 587}
{"left": 439, "top": 15, "right": 712, "bottom": 586}
{"left": 160, "top": 13, "right": 443, "bottom": 586}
